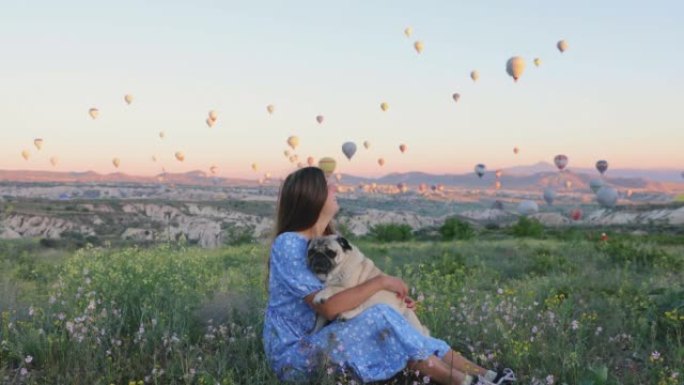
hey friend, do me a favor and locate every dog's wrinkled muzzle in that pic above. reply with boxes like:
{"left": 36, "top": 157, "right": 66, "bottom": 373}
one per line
{"left": 309, "top": 252, "right": 333, "bottom": 275}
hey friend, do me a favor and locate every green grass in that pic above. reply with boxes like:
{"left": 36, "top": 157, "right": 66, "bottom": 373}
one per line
{"left": 0, "top": 235, "right": 682, "bottom": 385}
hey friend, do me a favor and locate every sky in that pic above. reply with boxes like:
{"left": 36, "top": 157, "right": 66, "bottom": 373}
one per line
{"left": 1, "top": 0, "right": 683, "bottom": 179}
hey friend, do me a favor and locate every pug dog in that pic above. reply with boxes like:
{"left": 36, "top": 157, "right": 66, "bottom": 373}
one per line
{"left": 306, "top": 235, "right": 430, "bottom": 336}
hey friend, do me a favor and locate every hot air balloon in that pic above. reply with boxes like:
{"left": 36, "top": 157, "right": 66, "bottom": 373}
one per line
{"left": 316, "top": 115, "right": 324, "bottom": 124}
{"left": 534, "top": 58, "right": 541, "bottom": 67}
{"left": 404, "top": 27, "right": 412, "bottom": 38}
{"left": 209, "top": 110, "right": 218, "bottom": 121}
{"left": 289, "top": 155, "right": 298, "bottom": 163}
{"left": 418, "top": 184, "right": 427, "bottom": 193}
{"left": 307, "top": 156, "right": 315, "bottom": 167}
{"left": 470, "top": 70, "right": 479, "bottom": 82}
{"left": 266, "top": 104, "right": 275, "bottom": 115}
{"left": 513, "top": 146, "right": 519, "bottom": 155}
{"left": 596, "top": 160, "right": 608, "bottom": 175}
{"left": 554, "top": 155, "right": 568, "bottom": 171}
{"left": 474, "top": 164, "right": 486, "bottom": 178}
{"left": 557, "top": 40, "right": 568, "bottom": 53}
{"left": 413, "top": 41, "right": 423, "bottom": 54}
{"left": 506, "top": 56, "right": 526, "bottom": 82}
{"left": 543, "top": 188, "right": 556, "bottom": 206}
{"left": 597, "top": 186, "right": 618, "bottom": 208}
{"left": 33, "top": 138, "right": 44, "bottom": 150}
{"left": 206, "top": 118, "right": 215, "bottom": 128}
{"left": 175, "top": 152, "right": 185, "bottom": 162}
{"left": 88, "top": 108, "right": 99, "bottom": 119}
{"left": 380, "top": 102, "right": 389, "bottom": 112}
{"left": 210, "top": 165, "right": 218, "bottom": 175}
{"left": 378, "top": 158, "right": 385, "bottom": 167}
{"left": 495, "top": 169, "right": 503, "bottom": 179}
{"left": 589, "top": 179, "right": 604, "bottom": 194}
{"left": 517, "top": 200, "right": 539, "bottom": 216}
{"left": 112, "top": 158, "right": 120, "bottom": 168}
{"left": 124, "top": 94, "right": 133, "bottom": 105}
{"left": 342, "top": 142, "right": 357, "bottom": 160}
{"left": 251, "top": 163, "right": 258, "bottom": 172}
{"left": 495, "top": 181, "right": 502, "bottom": 190}
{"left": 152, "top": 155, "right": 157, "bottom": 162}
{"left": 21, "top": 150, "right": 30, "bottom": 161}
{"left": 159, "top": 131, "right": 165, "bottom": 139}
{"left": 452, "top": 93, "right": 460, "bottom": 103}
{"left": 363, "top": 141, "right": 371, "bottom": 149}
{"left": 287, "top": 136, "right": 299, "bottom": 150}
{"left": 399, "top": 144, "right": 407, "bottom": 153}
{"left": 570, "top": 208, "right": 582, "bottom": 221}
{"left": 49, "top": 156, "right": 58, "bottom": 166}
{"left": 283, "top": 150, "right": 291, "bottom": 157}
{"left": 318, "top": 157, "right": 336, "bottom": 177}
{"left": 565, "top": 180, "right": 573, "bottom": 190}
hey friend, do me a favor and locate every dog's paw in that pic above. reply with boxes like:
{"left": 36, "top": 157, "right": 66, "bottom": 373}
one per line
{"left": 313, "top": 295, "right": 327, "bottom": 305}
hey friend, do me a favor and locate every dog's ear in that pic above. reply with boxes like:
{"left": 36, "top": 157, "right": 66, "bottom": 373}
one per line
{"left": 336, "top": 236, "right": 352, "bottom": 252}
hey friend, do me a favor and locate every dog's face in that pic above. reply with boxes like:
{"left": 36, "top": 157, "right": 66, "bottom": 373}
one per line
{"left": 306, "top": 235, "right": 353, "bottom": 281}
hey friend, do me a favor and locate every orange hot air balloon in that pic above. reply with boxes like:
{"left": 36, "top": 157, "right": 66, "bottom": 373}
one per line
{"left": 266, "top": 104, "right": 275, "bottom": 114}
{"left": 506, "top": 56, "right": 526, "bottom": 82}
{"left": 88, "top": 108, "right": 99, "bottom": 119}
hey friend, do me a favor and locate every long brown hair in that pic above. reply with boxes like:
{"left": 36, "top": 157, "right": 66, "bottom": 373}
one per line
{"left": 265, "top": 167, "right": 335, "bottom": 291}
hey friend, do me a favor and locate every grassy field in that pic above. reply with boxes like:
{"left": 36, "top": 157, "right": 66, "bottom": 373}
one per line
{"left": 0, "top": 229, "right": 682, "bottom": 385}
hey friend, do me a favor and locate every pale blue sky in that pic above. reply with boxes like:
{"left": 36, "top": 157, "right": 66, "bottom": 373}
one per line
{"left": 1, "top": 0, "right": 682, "bottom": 178}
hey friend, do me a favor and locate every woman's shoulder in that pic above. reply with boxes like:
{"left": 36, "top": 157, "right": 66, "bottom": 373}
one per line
{"left": 273, "top": 231, "right": 309, "bottom": 247}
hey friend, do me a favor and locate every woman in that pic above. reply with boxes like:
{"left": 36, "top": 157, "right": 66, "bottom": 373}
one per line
{"left": 262, "top": 167, "right": 513, "bottom": 385}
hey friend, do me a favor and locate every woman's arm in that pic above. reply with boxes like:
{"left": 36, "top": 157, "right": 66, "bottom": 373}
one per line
{"left": 305, "top": 275, "right": 408, "bottom": 321}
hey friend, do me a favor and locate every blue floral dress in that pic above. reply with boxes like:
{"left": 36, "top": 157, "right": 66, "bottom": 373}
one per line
{"left": 262, "top": 232, "right": 451, "bottom": 383}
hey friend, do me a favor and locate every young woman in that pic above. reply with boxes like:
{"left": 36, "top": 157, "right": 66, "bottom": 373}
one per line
{"left": 262, "top": 167, "right": 514, "bottom": 385}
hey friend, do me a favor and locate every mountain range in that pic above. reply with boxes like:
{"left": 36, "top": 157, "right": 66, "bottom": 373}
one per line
{"left": 0, "top": 162, "right": 682, "bottom": 192}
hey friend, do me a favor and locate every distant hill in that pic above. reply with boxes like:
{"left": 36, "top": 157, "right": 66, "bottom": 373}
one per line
{"left": 503, "top": 161, "right": 683, "bottom": 183}
{"left": 0, "top": 170, "right": 254, "bottom": 186}
{"left": 1, "top": 165, "right": 682, "bottom": 192}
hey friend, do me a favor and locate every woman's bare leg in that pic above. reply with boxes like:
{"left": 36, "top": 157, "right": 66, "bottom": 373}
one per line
{"left": 440, "top": 349, "right": 489, "bottom": 377}
{"left": 408, "top": 355, "right": 469, "bottom": 385}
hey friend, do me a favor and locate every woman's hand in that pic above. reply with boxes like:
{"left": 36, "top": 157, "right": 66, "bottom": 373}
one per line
{"left": 403, "top": 296, "right": 416, "bottom": 310}
{"left": 379, "top": 275, "right": 408, "bottom": 300}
